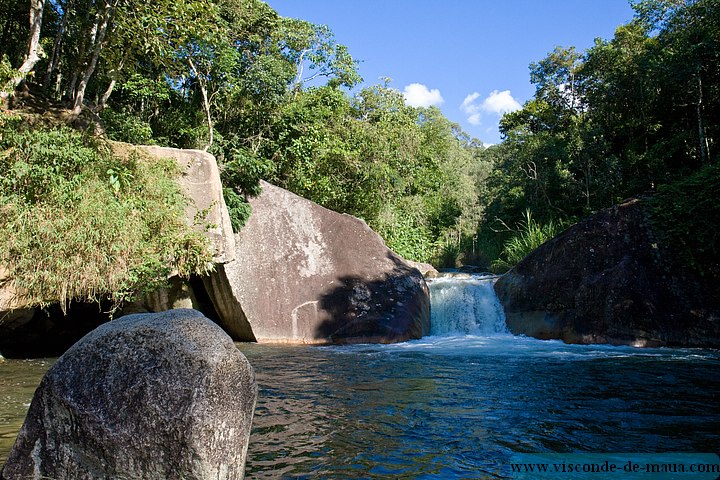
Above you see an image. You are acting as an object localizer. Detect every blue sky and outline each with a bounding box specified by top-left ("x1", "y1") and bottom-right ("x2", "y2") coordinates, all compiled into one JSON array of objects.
[{"x1": 265, "y1": 1, "x2": 636, "y2": 145}]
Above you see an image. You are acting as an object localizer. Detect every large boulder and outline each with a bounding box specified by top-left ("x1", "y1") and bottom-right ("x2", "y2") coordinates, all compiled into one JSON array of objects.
[
  {"x1": 0, "y1": 267, "x2": 33, "y2": 334},
  {"x1": 1, "y1": 309, "x2": 257, "y2": 480},
  {"x1": 205, "y1": 181, "x2": 430, "y2": 344},
  {"x1": 494, "y1": 198, "x2": 720, "y2": 347},
  {"x1": 0, "y1": 146, "x2": 236, "y2": 354}
]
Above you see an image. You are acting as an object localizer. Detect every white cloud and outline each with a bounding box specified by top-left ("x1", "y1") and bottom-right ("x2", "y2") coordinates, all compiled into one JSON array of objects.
[
  {"x1": 460, "y1": 89, "x2": 522, "y2": 126},
  {"x1": 461, "y1": 92, "x2": 481, "y2": 112},
  {"x1": 460, "y1": 93, "x2": 483, "y2": 125},
  {"x1": 467, "y1": 113, "x2": 482, "y2": 126},
  {"x1": 402, "y1": 83, "x2": 444, "y2": 108},
  {"x1": 481, "y1": 90, "x2": 521, "y2": 115}
]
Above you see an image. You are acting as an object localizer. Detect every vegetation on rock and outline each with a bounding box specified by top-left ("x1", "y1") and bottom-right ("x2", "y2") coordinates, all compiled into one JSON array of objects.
[{"x1": 0, "y1": 114, "x2": 214, "y2": 311}]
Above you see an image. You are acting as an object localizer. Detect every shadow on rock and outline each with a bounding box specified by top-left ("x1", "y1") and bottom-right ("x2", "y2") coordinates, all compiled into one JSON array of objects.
[{"x1": 316, "y1": 253, "x2": 430, "y2": 344}]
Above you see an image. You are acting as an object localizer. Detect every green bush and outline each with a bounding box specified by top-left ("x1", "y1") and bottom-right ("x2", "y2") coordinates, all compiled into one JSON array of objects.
[
  {"x1": 0, "y1": 115, "x2": 214, "y2": 312},
  {"x1": 222, "y1": 186, "x2": 252, "y2": 232},
  {"x1": 100, "y1": 108, "x2": 155, "y2": 145},
  {"x1": 0, "y1": 55, "x2": 20, "y2": 96},
  {"x1": 373, "y1": 205, "x2": 437, "y2": 263}
]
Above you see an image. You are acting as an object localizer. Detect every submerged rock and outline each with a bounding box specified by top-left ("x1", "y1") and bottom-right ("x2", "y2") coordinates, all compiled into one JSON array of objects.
[
  {"x1": 406, "y1": 260, "x2": 440, "y2": 278},
  {"x1": 205, "y1": 181, "x2": 430, "y2": 344},
  {"x1": 1, "y1": 309, "x2": 257, "y2": 480},
  {"x1": 494, "y1": 198, "x2": 720, "y2": 347}
]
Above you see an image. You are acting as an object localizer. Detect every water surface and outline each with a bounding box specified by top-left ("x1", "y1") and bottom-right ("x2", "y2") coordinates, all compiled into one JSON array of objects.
[
  {"x1": 240, "y1": 337, "x2": 720, "y2": 479},
  {"x1": 1, "y1": 275, "x2": 719, "y2": 478}
]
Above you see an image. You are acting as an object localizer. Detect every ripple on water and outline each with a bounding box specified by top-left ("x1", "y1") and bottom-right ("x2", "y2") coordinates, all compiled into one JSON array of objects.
[{"x1": 1, "y1": 341, "x2": 719, "y2": 479}]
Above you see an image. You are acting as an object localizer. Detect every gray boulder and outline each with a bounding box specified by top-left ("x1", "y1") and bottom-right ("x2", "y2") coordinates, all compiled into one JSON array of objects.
[
  {"x1": 205, "y1": 181, "x2": 430, "y2": 344},
  {"x1": 1, "y1": 309, "x2": 257, "y2": 480},
  {"x1": 494, "y1": 198, "x2": 720, "y2": 347}
]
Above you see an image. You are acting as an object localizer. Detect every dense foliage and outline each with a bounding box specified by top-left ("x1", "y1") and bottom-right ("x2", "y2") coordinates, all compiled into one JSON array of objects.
[
  {"x1": 0, "y1": 114, "x2": 214, "y2": 311},
  {"x1": 648, "y1": 161, "x2": 720, "y2": 278},
  {"x1": 482, "y1": 0, "x2": 719, "y2": 270},
  {"x1": 1, "y1": 0, "x2": 717, "y2": 274}
]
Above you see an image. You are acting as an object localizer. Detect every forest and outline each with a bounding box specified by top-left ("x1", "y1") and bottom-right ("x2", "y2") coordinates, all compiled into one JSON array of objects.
[{"x1": 1, "y1": 0, "x2": 718, "y2": 303}]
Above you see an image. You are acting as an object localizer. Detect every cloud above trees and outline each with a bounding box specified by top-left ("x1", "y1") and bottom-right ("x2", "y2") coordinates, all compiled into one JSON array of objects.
[
  {"x1": 403, "y1": 83, "x2": 444, "y2": 108},
  {"x1": 460, "y1": 90, "x2": 521, "y2": 125}
]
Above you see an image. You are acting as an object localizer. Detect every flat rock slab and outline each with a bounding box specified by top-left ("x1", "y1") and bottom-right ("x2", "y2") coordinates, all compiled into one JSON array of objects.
[{"x1": 1, "y1": 309, "x2": 257, "y2": 480}]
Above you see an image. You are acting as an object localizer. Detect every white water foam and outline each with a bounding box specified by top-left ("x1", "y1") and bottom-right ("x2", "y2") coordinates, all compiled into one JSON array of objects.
[{"x1": 427, "y1": 274, "x2": 508, "y2": 336}]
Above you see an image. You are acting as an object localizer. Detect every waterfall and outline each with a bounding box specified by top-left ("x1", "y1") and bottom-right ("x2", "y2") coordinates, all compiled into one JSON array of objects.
[{"x1": 427, "y1": 274, "x2": 508, "y2": 336}]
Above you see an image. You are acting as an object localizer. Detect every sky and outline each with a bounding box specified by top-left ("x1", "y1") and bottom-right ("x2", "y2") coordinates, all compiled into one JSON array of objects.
[{"x1": 265, "y1": 0, "x2": 637, "y2": 145}]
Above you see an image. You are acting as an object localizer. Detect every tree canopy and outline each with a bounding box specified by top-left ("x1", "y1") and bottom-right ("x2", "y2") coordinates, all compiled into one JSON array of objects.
[{"x1": 2, "y1": 0, "x2": 717, "y2": 271}]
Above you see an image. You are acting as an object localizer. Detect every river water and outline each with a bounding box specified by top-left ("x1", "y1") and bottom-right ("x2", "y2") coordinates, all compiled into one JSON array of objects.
[{"x1": 1, "y1": 274, "x2": 720, "y2": 478}]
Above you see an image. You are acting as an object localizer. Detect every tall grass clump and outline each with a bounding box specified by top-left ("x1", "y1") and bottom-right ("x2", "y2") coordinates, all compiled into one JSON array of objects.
[
  {"x1": 0, "y1": 114, "x2": 214, "y2": 312},
  {"x1": 491, "y1": 210, "x2": 562, "y2": 272}
]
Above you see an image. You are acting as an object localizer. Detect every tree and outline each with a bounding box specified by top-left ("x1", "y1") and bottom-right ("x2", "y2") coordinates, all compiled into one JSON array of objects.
[{"x1": 6, "y1": 0, "x2": 45, "y2": 88}]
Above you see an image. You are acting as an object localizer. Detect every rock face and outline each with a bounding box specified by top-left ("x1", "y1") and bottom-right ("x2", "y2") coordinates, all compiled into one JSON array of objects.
[
  {"x1": 205, "y1": 181, "x2": 430, "y2": 344},
  {"x1": 140, "y1": 146, "x2": 236, "y2": 264},
  {"x1": 0, "y1": 267, "x2": 33, "y2": 334},
  {"x1": 494, "y1": 198, "x2": 720, "y2": 347},
  {"x1": 0, "y1": 146, "x2": 235, "y2": 355},
  {"x1": 1, "y1": 309, "x2": 257, "y2": 480}
]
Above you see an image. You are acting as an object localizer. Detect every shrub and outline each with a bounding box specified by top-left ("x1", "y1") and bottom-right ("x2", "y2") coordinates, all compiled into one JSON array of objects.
[
  {"x1": 0, "y1": 115, "x2": 214, "y2": 312},
  {"x1": 648, "y1": 163, "x2": 720, "y2": 278},
  {"x1": 100, "y1": 108, "x2": 154, "y2": 145}
]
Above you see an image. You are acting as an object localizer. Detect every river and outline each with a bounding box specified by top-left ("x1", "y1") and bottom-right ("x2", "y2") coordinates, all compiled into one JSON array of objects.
[{"x1": 2, "y1": 274, "x2": 720, "y2": 478}]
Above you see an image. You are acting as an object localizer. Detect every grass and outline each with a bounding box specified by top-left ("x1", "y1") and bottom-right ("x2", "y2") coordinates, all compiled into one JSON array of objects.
[
  {"x1": 491, "y1": 209, "x2": 562, "y2": 272},
  {"x1": 0, "y1": 113, "x2": 214, "y2": 313}
]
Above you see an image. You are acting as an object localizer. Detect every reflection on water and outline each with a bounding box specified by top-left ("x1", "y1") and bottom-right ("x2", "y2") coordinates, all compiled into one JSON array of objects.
[
  {"x1": 240, "y1": 338, "x2": 720, "y2": 479},
  {"x1": 0, "y1": 358, "x2": 54, "y2": 465},
  {"x1": 2, "y1": 338, "x2": 720, "y2": 479}
]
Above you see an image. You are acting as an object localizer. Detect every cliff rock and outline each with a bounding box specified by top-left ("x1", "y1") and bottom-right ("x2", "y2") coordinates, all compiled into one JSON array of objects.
[{"x1": 494, "y1": 198, "x2": 720, "y2": 347}]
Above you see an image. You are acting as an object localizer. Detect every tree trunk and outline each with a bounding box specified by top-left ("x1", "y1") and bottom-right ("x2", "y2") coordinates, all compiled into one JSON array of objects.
[
  {"x1": 98, "y1": 78, "x2": 116, "y2": 111},
  {"x1": 10, "y1": 0, "x2": 45, "y2": 86},
  {"x1": 73, "y1": 0, "x2": 114, "y2": 114},
  {"x1": 188, "y1": 57, "x2": 213, "y2": 151},
  {"x1": 98, "y1": 57, "x2": 124, "y2": 111},
  {"x1": 696, "y1": 67, "x2": 708, "y2": 164},
  {"x1": 64, "y1": 5, "x2": 93, "y2": 102},
  {"x1": 44, "y1": 0, "x2": 74, "y2": 91}
]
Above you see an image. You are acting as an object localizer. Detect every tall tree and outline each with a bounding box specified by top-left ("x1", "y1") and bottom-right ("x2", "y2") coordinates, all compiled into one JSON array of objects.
[{"x1": 10, "y1": 0, "x2": 45, "y2": 87}]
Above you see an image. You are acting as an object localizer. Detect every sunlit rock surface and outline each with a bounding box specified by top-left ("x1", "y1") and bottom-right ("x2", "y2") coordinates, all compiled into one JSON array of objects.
[{"x1": 205, "y1": 181, "x2": 430, "y2": 344}]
